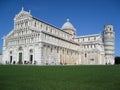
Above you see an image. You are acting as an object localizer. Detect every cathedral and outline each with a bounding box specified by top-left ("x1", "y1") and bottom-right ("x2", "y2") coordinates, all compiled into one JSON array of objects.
[{"x1": 2, "y1": 8, "x2": 115, "y2": 65}]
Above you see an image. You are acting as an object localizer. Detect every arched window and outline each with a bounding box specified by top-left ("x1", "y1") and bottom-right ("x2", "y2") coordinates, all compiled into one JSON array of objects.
[
  {"x1": 22, "y1": 31, "x2": 23, "y2": 35},
  {"x1": 25, "y1": 21, "x2": 28, "y2": 26},
  {"x1": 34, "y1": 22, "x2": 36, "y2": 27},
  {"x1": 83, "y1": 38, "x2": 84, "y2": 41},
  {"x1": 29, "y1": 49, "x2": 33, "y2": 53},
  {"x1": 85, "y1": 53, "x2": 87, "y2": 58},
  {"x1": 51, "y1": 29, "x2": 52, "y2": 33},
  {"x1": 51, "y1": 48, "x2": 52, "y2": 52},
  {"x1": 57, "y1": 47, "x2": 59, "y2": 53},
  {"x1": 19, "y1": 47, "x2": 22, "y2": 50},
  {"x1": 10, "y1": 51, "x2": 12, "y2": 54},
  {"x1": 46, "y1": 27, "x2": 48, "y2": 31},
  {"x1": 67, "y1": 50, "x2": 69, "y2": 55}
]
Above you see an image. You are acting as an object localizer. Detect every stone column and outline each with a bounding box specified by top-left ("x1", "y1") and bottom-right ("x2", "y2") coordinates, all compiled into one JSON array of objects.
[{"x1": 34, "y1": 43, "x2": 43, "y2": 65}]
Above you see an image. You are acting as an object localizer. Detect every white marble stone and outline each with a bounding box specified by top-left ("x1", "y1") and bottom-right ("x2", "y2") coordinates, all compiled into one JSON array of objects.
[{"x1": 2, "y1": 8, "x2": 115, "y2": 65}]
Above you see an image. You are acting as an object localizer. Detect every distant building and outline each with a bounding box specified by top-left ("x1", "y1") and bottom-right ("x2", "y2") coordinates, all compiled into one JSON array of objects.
[{"x1": 2, "y1": 7, "x2": 115, "y2": 65}]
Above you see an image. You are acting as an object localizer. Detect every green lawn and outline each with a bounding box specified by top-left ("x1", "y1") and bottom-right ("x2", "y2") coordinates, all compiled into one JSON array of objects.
[{"x1": 0, "y1": 65, "x2": 120, "y2": 90}]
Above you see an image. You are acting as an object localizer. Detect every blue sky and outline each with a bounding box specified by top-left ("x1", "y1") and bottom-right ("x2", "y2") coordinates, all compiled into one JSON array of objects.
[{"x1": 0, "y1": 0, "x2": 120, "y2": 56}]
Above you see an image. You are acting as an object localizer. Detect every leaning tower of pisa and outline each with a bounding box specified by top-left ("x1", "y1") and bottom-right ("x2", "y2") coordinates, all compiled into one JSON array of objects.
[{"x1": 103, "y1": 25, "x2": 115, "y2": 64}]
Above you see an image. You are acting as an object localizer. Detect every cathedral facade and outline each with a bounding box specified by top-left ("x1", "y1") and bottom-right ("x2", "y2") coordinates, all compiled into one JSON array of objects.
[{"x1": 2, "y1": 8, "x2": 115, "y2": 65}]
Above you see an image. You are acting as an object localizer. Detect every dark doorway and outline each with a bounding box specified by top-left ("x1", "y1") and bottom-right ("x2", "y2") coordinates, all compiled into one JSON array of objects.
[
  {"x1": 10, "y1": 56, "x2": 12, "y2": 64},
  {"x1": 30, "y1": 55, "x2": 33, "y2": 64},
  {"x1": 18, "y1": 53, "x2": 23, "y2": 64}
]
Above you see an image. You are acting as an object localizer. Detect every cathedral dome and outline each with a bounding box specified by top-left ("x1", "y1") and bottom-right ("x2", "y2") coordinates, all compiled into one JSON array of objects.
[{"x1": 61, "y1": 19, "x2": 75, "y2": 31}]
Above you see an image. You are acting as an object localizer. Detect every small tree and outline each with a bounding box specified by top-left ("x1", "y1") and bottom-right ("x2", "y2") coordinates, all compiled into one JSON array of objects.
[{"x1": 115, "y1": 57, "x2": 120, "y2": 64}]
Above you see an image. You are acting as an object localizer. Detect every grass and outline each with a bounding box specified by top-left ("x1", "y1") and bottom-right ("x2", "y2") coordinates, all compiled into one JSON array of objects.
[{"x1": 0, "y1": 65, "x2": 120, "y2": 90}]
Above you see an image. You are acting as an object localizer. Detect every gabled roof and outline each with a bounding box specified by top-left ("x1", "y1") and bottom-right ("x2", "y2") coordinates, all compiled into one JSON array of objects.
[{"x1": 14, "y1": 7, "x2": 32, "y2": 20}]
